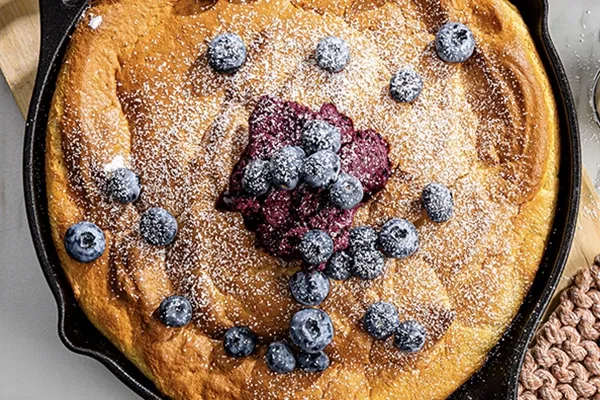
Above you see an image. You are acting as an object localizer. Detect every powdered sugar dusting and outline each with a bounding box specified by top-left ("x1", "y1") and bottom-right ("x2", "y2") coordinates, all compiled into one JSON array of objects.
[
  {"x1": 88, "y1": 15, "x2": 103, "y2": 30},
  {"x1": 50, "y1": 0, "x2": 558, "y2": 398},
  {"x1": 103, "y1": 155, "x2": 126, "y2": 172}
]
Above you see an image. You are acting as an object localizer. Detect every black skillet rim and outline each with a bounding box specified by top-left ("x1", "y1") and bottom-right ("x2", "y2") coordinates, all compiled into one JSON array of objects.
[{"x1": 23, "y1": 0, "x2": 580, "y2": 399}]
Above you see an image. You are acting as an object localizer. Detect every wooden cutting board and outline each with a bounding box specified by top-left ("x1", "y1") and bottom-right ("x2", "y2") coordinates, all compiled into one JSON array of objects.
[{"x1": 3, "y1": 0, "x2": 600, "y2": 316}]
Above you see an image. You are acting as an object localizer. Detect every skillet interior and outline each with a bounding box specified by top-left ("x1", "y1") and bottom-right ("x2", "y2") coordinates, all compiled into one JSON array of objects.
[{"x1": 23, "y1": 0, "x2": 580, "y2": 398}]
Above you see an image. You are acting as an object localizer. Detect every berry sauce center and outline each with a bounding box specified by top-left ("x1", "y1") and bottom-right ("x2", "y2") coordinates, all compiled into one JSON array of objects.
[{"x1": 218, "y1": 96, "x2": 391, "y2": 265}]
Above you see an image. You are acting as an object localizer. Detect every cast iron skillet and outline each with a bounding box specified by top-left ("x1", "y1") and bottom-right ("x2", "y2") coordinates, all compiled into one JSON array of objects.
[{"x1": 23, "y1": 0, "x2": 580, "y2": 398}]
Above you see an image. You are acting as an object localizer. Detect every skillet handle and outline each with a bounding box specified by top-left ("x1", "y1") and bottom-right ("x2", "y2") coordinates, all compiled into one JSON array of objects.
[{"x1": 37, "y1": 0, "x2": 88, "y2": 74}]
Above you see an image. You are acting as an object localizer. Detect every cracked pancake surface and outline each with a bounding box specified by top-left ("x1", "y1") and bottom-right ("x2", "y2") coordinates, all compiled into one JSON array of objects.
[{"x1": 46, "y1": 0, "x2": 559, "y2": 398}]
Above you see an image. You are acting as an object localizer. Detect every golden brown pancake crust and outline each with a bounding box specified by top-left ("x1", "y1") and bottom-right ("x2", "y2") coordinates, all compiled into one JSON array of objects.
[{"x1": 46, "y1": 0, "x2": 559, "y2": 398}]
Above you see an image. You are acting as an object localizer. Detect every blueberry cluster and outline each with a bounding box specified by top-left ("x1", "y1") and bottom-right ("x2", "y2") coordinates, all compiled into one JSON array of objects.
[
  {"x1": 65, "y1": 167, "x2": 179, "y2": 264},
  {"x1": 64, "y1": 167, "x2": 192, "y2": 329},
  {"x1": 221, "y1": 308, "x2": 333, "y2": 374},
  {"x1": 63, "y1": 165, "x2": 454, "y2": 370},
  {"x1": 363, "y1": 302, "x2": 427, "y2": 353},
  {"x1": 242, "y1": 119, "x2": 364, "y2": 210},
  {"x1": 207, "y1": 23, "x2": 476, "y2": 105},
  {"x1": 321, "y1": 220, "x2": 418, "y2": 282},
  {"x1": 389, "y1": 22, "x2": 476, "y2": 103},
  {"x1": 267, "y1": 308, "x2": 334, "y2": 374},
  {"x1": 292, "y1": 230, "x2": 334, "y2": 306},
  {"x1": 207, "y1": 33, "x2": 353, "y2": 76},
  {"x1": 321, "y1": 182, "x2": 453, "y2": 284},
  {"x1": 285, "y1": 184, "x2": 454, "y2": 366}
]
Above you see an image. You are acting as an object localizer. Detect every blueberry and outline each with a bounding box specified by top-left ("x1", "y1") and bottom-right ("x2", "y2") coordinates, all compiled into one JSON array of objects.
[
  {"x1": 351, "y1": 249, "x2": 385, "y2": 280},
  {"x1": 302, "y1": 120, "x2": 341, "y2": 154},
  {"x1": 363, "y1": 302, "x2": 400, "y2": 340},
  {"x1": 303, "y1": 150, "x2": 341, "y2": 188},
  {"x1": 422, "y1": 183, "x2": 454, "y2": 223},
  {"x1": 378, "y1": 218, "x2": 419, "y2": 259},
  {"x1": 389, "y1": 69, "x2": 423, "y2": 103},
  {"x1": 315, "y1": 36, "x2": 350, "y2": 73},
  {"x1": 297, "y1": 351, "x2": 330, "y2": 373},
  {"x1": 64, "y1": 222, "x2": 106, "y2": 263},
  {"x1": 242, "y1": 159, "x2": 271, "y2": 196},
  {"x1": 289, "y1": 308, "x2": 334, "y2": 354},
  {"x1": 289, "y1": 270, "x2": 330, "y2": 306},
  {"x1": 329, "y1": 173, "x2": 363, "y2": 210},
  {"x1": 435, "y1": 22, "x2": 476, "y2": 63},
  {"x1": 106, "y1": 168, "x2": 141, "y2": 203},
  {"x1": 324, "y1": 251, "x2": 352, "y2": 281},
  {"x1": 269, "y1": 146, "x2": 305, "y2": 191},
  {"x1": 266, "y1": 341, "x2": 296, "y2": 374},
  {"x1": 348, "y1": 226, "x2": 377, "y2": 255},
  {"x1": 208, "y1": 32, "x2": 247, "y2": 73},
  {"x1": 157, "y1": 295, "x2": 193, "y2": 327},
  {"x1": 140, "y1": 207, "x2": 178, "y2": 246},
  {"x1": 299, "y1": 230, "x2": 334, "y2": 265},
  {"x1": 394, "y1": 320, "x2": 427, "y2": 353},
  {"x1": 223, "y1": 326, "x2": 257, "y2": 358}
]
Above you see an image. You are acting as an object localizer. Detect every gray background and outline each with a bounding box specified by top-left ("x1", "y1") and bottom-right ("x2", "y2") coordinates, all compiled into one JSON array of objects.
[{"x1": 2, "y1": 1, "x2": 600, "y2": 398}]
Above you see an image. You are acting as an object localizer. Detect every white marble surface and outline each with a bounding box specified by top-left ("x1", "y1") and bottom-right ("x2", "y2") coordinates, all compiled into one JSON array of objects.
[
  {"x1": 549, "y1": 0, "x2": 600, "y2": 187},
  {"x1": 1, "y1": 1, "x2": 600, "y2": 399}
]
